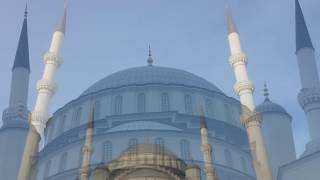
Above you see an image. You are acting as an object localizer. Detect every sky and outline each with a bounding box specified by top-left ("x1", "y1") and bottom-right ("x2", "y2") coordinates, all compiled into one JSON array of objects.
[{"x1": 0, "y1": 0, "x2": 319, "y2": 156}]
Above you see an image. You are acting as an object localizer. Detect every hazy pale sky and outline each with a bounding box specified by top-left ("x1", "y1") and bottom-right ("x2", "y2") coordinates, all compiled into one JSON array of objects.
[{"x1": 0, "y1": 0, "x2": 319, "y2": 156}]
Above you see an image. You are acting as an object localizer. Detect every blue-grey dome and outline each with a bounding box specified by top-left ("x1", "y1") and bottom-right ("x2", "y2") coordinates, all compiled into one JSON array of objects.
[
  {"x1": 256, "y1": 98, "x2": 288, "y2": 114},
  {"x1": 81, "y1": 66, "x2": 223, "y2": 96}
]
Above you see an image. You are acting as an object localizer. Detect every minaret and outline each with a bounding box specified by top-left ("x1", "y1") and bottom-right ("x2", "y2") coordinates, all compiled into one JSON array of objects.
[
  {"x1": 2, "y1": 4, "x2": 30, "y2": 126},
  {"x1": 295, "y1": 0, "x2": 320, "y2": 155},
  {"x1": 225, "y1": 7, "x2": 272, "y2": 180},
  {"x1": 17, "y1": 7, "x2": 67, "y2": 180},
  {"x1": 199, "y1": 109, "x2": 218, "y2": 180},
  {"x1": 79, "y1": 110, "x2": 95, "y2": 180},
  {"x1": 0, "y1": 5, "x2": 30, "y2": 180}
]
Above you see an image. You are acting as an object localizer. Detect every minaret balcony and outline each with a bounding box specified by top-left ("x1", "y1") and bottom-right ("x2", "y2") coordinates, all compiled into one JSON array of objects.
[
  {"x1": 234, "y1": 80, "x2": 254, "y2": 95},
  {"x1": 2, "y1": 106, "x2": 29, "y2": 122},
  {"x1": 36, "y1": 79, "x2": 57, "y2": 95},
  {"x1": 43, "y1": 52, "x2": 63, "y2": 67},
  {"x1": 229, "y1": 52, "x2": 247, "y2": 67},
  {"x1": 298, "y1": 88, "x2": 320, "y2": 111}
]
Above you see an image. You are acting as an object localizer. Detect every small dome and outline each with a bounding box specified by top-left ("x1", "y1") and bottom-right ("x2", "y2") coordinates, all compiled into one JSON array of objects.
[
  {"x1": 81, "y1": 66, "x2": 223, "y2": 96},
  {"x1": 256, "y1": 98, "x2": 289, "y2": 114}
]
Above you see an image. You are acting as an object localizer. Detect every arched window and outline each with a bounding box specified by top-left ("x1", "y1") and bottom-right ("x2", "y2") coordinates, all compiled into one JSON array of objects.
[
  {"x1": 93, "y1": 100, "x2": 101, "y2": 120},
  {"x1": 73, "y1": 107, "x2": 82, "y2": 127},
  {"x1": 59, "y1": 152, "x2": 68, "y2": 172},
  {"x1": 103, "y1": 141, "x2": 113, "y2": 162},
  {"x1": 129, "y1": 138, "x2": 138, "y2": 154},
  {"x1": 137, "y1": 93, "x2": 146, "y2": 113},
  {"x1": 155, "y1": 138, "x2": 165, "y2": 154},
  {"x1": 184, "y1": 95, "x2": 193, "y2": 114},
  {"x1": 58, "y1": 115, "x2": 67, "y2": 134},
  {"x1": 180, "y1": 139, "x2": 191, "y2": 160},
  {"x1": 114, "y1": 95, "x2": 123, "y2": 115},
  {"x1": 161, "y1": 93, "x2": 170, "y2": 112},
  {"x1": 206, "y1": 99, "x2": 214, "y2": 117},
  {"x1": 224, "y1": 149, "x2": 233, "y2": 168},
  {"x1": 224, "y1": 104, "x2": 233, "y2": 123},
  {"x1": 43, "y1": 160, "x2": 51, "y2": 178},
  {"x1": 240, "y1": 156, "x2": 248, "y2": 173},
  {"x1": 47, "y1": 122, "x2": 55, "y2": 142}
]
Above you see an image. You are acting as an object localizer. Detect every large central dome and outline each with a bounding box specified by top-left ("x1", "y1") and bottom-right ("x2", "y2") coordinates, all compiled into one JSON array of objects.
[{"x1": 81, "y1": 66, "x2": 223, "y2": 96}]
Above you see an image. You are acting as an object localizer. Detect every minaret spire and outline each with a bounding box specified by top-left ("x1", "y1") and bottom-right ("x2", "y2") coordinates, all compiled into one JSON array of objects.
[
  {"x1": 225, "y1": 3, "x2": 238, "y2": 35},
  {"x1": 199, "y1": 107, "x2": 219, "y2": 180},
  {"x1": 295, "y1": 0, "x2": 313, "y2": 52},
  {"x1": 12, "y1": 4, "x2": 30, "y2": 72},
  {"x1": 55, "y1": 4, "x2": 67, "y2": 34},
  {"x1": 225, "y1": 5, "x2": 273, "y2": 180},
  {"x1": 147, "y1": 45, "x2": 153, "y2": 66}
]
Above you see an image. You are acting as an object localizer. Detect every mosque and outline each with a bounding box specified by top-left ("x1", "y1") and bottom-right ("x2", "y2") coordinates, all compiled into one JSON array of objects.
[{"x1": 0, "y1": 1, "x2": 319, "y2": 180}]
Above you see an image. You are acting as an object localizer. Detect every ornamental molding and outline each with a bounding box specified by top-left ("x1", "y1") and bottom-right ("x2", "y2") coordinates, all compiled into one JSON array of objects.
[
  {"x1": 43, "y1": 52, "x2": 63, "y2": 67},
  {"x1": 37, "y1": 79, "x2": 56, "y2": 95},
  {"x1": 234, "y1": 80, "x2": 254, "y2": 95},
  {"x1": 241, "y1": 112, "x2": 262, "y2": 128},
  {"x1": 229, "y1": 53, "x2": 247, "y2": 67},
  {"x1": 298, "y1": 88, "x2": 320, "y2": 110},
  {"x1": 30, "y1": 111, "x2": 49, "y2": 135}
]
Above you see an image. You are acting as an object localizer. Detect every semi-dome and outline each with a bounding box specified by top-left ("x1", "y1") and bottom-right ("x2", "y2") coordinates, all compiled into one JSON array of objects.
[
  {"x1": 256, "y1": 98, "x2": 288, "y2": 114},
  {"x1": 81, "y1": 66, "x2": 223, "y2": 96}
]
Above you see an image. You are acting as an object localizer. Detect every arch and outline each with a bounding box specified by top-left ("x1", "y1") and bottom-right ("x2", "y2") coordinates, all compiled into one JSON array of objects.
[
  {"x1": 205, "y1": 98, "x2": 214, "y2": 117},
  {"x1": 137, "y1": 93, "x2": 146, "y2": 113},
  {"x1": 161, "y1": 93, "x2": 170, "y2": 112},
  {"x1": 129, "y1": 138, "x2": 138, "y2": 154},
  {"x1": 58, "y1": 115, "x2": 67, "y2": 134},
  {"x1": 224, "y1": 104, "x2": 234, "y2": 123},
  {"x1": 184, "y1": 94, "x2": 193, "y2": 114},
  {"x1": 47, "y1": 122, "x2": 55, "y2": 142},
  {"x1": 103, "y1": 141, "x2": 113, "y2": 162},
  {"x1": 59, "y1": 152, "x2": 68, "y2": 172},
  {"x1": 73, "y1": 107, "x2": 82, "y2": 127},
  {"x1": 180, "y1": 139, "x2": 191, "y2": 160},
  {"x1": 155, "y1": 138, "x2": 165, "y2": 154},
  {"x1": 93, "y1": 100, "x2": 101, "y2": 120},
  {"x1": 224, "y1": 149, "x2": 234, "y2": 168},
  {"x1": 114, "y1": 95, "x2": 123, "y2": 115}
]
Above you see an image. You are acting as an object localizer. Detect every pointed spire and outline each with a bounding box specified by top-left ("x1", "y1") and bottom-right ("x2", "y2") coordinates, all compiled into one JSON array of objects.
[
  {"x1": 88, "y1": 108, "x2": 95, "y2": 129},
  {"x1": 225, "y1": 2, "x2": 238, "y2": 35},
  {"x1": 147, "y1": 45, "x2": 153, "y2": 66},
  {"x1": 55, "y1": 3, "x2": 67, "y2": 34},
  {"x1": 12, "y1": 5, "x2": 30, "y2": 72},
  {"x1": 295, "y1": 0, "x2": 314, "y2": 52},
  {"x1": 200, "y1": 107, "x2": 208, "y2": 129},
  {"x1": 263, "y1": 81, "x2": 270, "y2": 102}
]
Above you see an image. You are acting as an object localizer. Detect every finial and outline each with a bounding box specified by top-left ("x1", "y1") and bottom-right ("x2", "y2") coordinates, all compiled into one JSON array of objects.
[
  {"x1": 263, "y1": 81, "x2": 270, "y2": 101},
  {"x1": 24, "y1": 3, "x2": 28, "y2": 18},
  {"x1": 225, "y1": 1, "x2": 238, "y2": 35},
  {"x1": 147, "y1": 45, "x2": 153, "y2": 66}
]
